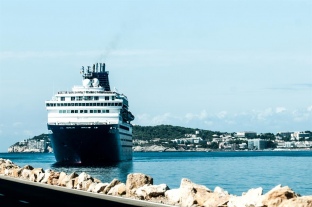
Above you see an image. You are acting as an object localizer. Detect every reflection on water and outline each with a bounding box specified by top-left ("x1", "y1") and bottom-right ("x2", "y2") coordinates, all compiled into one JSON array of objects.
[{"x1": 51, "y1": 161, "x2": 133, "y2": 183}]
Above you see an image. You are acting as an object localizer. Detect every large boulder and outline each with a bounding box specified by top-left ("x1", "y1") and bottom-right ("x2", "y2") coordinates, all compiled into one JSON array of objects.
[
  {"x1": 136, "y1": 184, "x2": 169, "y2": 199},
  {"x1": 126, "y1": 173, "x2": 153, "y2": 197},
  {"x1": 279, "y1": 196, "x2": 312, "y2": 207},
  {"x1": 227, "y1": 187, "x2": 263, "y2": 207},
  {"x1": 107, "y1": 183, "x2": 126, "y2": 196},
  {"x1": 165, "y1": 188, "x2": 181, "y2": 205},
  {"x1": 92, "y1": 182, "x2": 109, "y2": 193},
  {"x1": 58, "y1": 172, "x2": 78, "y2": 187},
  {"x1": 76, "y1": 172, "x2": 94, "y2": 189},
  {"x1": 29, "y1": 168, "x2": 44, "y2": 182},
  {"x1": 47, "y1": 171, "x2": 60, "y2": 185},
  {"x1": 261, "y1": 185, "x2": 298, "y2": 207},
  {"x1": 103, "y1": 178, "x2": 121, "y2": 194},
  {"x1": 179, "y1": 178, "x2": 212, "y2": 207},
  {"x1": 165, "y1": 178, "x2": 213, "y2": 207}
]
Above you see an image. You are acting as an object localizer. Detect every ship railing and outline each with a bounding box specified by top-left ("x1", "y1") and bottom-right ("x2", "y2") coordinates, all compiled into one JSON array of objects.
[
  {"x1": 57, "y1": 91, "x2": 117, "y2": 94},
  {"x1": 48, "y1": 122, "x2": 116, "y2": 125}
]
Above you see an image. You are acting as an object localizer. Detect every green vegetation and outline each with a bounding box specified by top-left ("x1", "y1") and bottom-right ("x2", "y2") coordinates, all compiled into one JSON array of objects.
[{"x1": 133, "y1": 124, "x2": 220, "y2": 141}]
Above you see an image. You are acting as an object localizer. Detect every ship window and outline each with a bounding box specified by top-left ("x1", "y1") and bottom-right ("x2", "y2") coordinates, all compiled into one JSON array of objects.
[
  {"x1": 67, "y1": 110, "x2": 71, "y2": 113},
  {"x1": 71, "y1": 97, "x2": 75, "y2": 101},
  {"x1": 93, "y1": 103, "x2": 96, "y2": 106},
  {"x1": 71, "y1": 103, "x2": 74, "y2": 106},
  {"x1": 76, "y1": 96, "x2": 82, "y2": 101},
  {"x1": 105, "y1": 96, "x2": 109, "y2": 100},
  {"x1": 118, "y1": 103, "x2": 122, "y2": 106},
  {"x1": 62, "y1": 110, "x2": 66, "y2": 113},
  {"x1": 84, "y1": 110, "x2": 87, "y2": 113},
  {"x1": 80, "y1": 110, "x2": 83, "y2": 113},
  {"x1": 46, "y1": 103, "x2": 49, "y2": 107},
  {"x1": 71, "y1": 110, "x2": 74, "y2": 113},
  {"x1": 64, "y1": 103, "x2": 67, "y2": 106},
  {"x1": 100, "y1": 103, "x2": 104, "y2": 106},
  {"x1": 97, "y1": 103, "x2": 100, "y2": 106},
  {"x1": 94, "y1": 110, "x2": 97, "y2": 113},
  {"x1": 86, "y1": 103, "x2": 90, "y2": 106},
  {"x1": 112, "y1": 96, "x2": 115, "y2": 100},
  {"x1": 94, "y1": 96, "x2": 99, "y2": 100},
  {"x1": 104, "y1": 103, "x2": 107, "y2": 106},
  {"x1": 115, "y1": 103, "x2": 118, "y2": 106},
  {"x1": 75, "y1": 110, "x2": 78, "y2": 113},
  {"x1": 97, "y1": 110, "x2": 101, "y2": 113},
  {"x1": 108, "y1": 103, "x2": 111, "y2": 106},
  {"x1": 90, "y1": 110, "x2": 93, "y2": 113},
  {"x1": 87, "y1": 96, "x2": 92, "y2": 100},
  {"x1": 82, "y1": 103, "x2": 85, "y2": 106},
  {"x1": 61, "y1": 97, "x2": 65, "y2": 101},
  {"x1": 59, "y1": 110, "x2": 63, "y2": 113},
  {"x1": 57, "y1": 103, "x2": 60, "y2": 106},
  {"x1": 106, "y1": 110, "x2": 109, "y2": 113}
]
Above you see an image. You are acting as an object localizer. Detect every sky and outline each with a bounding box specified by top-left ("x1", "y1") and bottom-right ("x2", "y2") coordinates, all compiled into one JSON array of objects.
[{"x1": 0, "y1": 0, "x2": 311, "y2": 152}]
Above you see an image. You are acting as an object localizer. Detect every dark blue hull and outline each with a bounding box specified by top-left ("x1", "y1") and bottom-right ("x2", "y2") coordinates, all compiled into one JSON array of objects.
[{"x1": 47, "y1": 124, "x2": 132, "y2": 164}]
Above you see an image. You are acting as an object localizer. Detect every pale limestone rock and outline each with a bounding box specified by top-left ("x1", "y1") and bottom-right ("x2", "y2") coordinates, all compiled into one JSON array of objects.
[
  {"x1": 214, "y1": 186, "x2": 229, "y2": 196},
  {"x1": 179, "y1": 178, "x2": 212, "y2": 207},
  {"x1": 66, "y1": 177, "x2": 77, "y2": 189},
  {"x1": 77, "y1": 172, "x2": 92, "y2": 183},
  {"x1": 12, "y1": 168, "x2": 23, "y2": 178},
  {"x1": 136, "y1": 184, "x2": 169, "y2": 199},
  {"x1": 202, "y1": 192, "x2": 232, "y2": 207},
  {"x1": 87, "y1": 182, "x2": 97, "y2": 192},
  {"x1": 57, "y1": 172, "x2": 67, "y2": 186},
  {"x1": 107, "y1": 183, "x2": 126, "y2": 196},
  {"x1": 59, "y1": 172, "x2": 78, "y2": 187},
  {"x1": 40, "y1": 169, "x2": 53, "y2": 184},
  {"x1": 279, "y1": 196, "x2": 312, "y2": 207},
  {"x1": 30, "y1": 168, "x2": 44, "y2": 182},
  {"x1": 227, "y1": 187, "x2": 263, "y2": 207},
  {"x1": 104, "y1": 178, "x2": 121, "y2": 194},
  {"x1": 22, "y1": 165, "x2": 34, "y2": 170},
  {"x1": 126, "y1": 173, "x2": 153, "y2": 197},
  {"x1": 21, "y1": 169, "x2": 31, "y2": 179},
  {"x1": 165, "y1": 188, "x2": 181, "y2": 205},
  {"x1": 77, "y1": 179, "x2": 93, "y2": 191},
  {"x1": 261, "y1": 184, "x2": 298, "y2": 207},
  {"x1": 47, "y1": 171, "x2": 60, "y2": 185},
  {"x1": 37, "y1": 172, "x2": 45, "y2": 182},
  {"x1": 93, "y1": 182, "x2": 109, "y2": 193}
]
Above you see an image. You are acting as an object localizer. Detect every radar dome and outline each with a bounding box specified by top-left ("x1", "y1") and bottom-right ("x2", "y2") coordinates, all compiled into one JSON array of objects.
[
  {"x1": 92, "y1": 78, "x2": 99, "y2": 87},
  {"x1": 83, "y1": 79, "x2": 91, "y2": 87}
]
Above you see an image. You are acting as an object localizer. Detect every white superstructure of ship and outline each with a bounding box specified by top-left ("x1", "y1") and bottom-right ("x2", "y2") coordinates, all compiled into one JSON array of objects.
[{"x1": 45, "y1": 63, "x2": 134, "y2": 164}]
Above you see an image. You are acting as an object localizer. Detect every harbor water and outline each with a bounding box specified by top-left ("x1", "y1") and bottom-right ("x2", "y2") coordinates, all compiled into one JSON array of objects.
[{"x1": 1, "y1": 150, "x2": 311, "y2": 196}]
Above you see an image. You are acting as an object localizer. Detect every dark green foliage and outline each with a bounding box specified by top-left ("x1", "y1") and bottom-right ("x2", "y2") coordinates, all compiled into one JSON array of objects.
[{"x1": 133, "y1": 124, "x2": 216, "y2": 141}]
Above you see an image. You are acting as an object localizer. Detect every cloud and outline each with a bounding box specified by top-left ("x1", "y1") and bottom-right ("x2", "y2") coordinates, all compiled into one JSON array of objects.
[
  {"x1": 275, "y1": 107, "x2": 286, "y2": 113},
  {"x1": 12, "y1": 122, "x2": 22, "y2": 127},
  {"x1": 217, "y1": 111, "x2": 227, "y2": 119},
  {"x1": 185, "y1": 110, "x2": 208, "y2": 121},
  {"x1": 134, "y1": 105, "x2": 312, "y2": 133}
]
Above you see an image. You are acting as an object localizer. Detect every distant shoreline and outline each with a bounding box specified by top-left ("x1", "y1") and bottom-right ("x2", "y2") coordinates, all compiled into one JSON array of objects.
[{"x1": 2, "y1": 148, "x2": 311, "y2": 154}]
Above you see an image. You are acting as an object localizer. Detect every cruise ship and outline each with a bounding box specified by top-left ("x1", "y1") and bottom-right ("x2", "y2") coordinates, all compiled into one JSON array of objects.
[{"x1": 45, "y1": 63, "x2": 134, "y2": 164}]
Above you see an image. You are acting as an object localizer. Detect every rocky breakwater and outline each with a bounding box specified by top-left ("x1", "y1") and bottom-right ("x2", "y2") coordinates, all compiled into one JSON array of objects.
[{"x1": 0, "y1": 158, "x2": 311, "y2": 207}]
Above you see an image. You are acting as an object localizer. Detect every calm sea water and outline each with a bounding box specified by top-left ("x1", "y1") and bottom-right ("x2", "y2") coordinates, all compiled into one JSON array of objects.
[{"x1": 0, "y1": 151, "x2": 311, "y2": 196}]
